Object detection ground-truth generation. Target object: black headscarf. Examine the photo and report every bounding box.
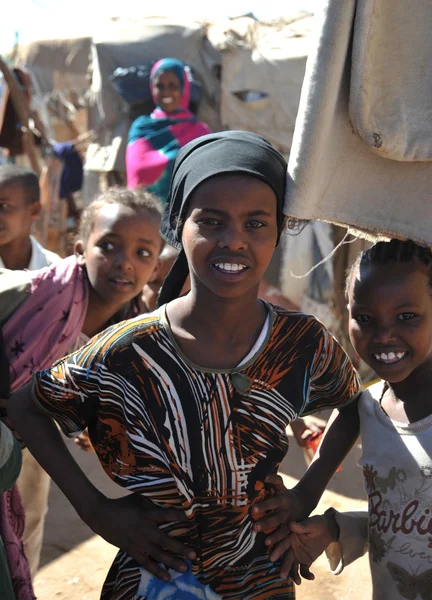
[158,130,287,306]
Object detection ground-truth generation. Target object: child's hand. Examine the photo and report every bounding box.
[88,494,196,581]
[74,430,95,452]
[251,474,303,534]
[265,514,338,578]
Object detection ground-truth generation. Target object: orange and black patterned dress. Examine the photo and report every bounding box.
[32,304,360,599]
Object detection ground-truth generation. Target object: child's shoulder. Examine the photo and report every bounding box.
[110,308,164,342]
[269,304,329,335]
[83,308,165,359]
[359,380,385,412]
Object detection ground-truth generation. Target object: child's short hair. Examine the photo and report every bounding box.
[0,165,40,204]
[78,187,163,244]
[346,239,432,298]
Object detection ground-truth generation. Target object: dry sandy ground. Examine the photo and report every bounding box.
[34,427,371,600]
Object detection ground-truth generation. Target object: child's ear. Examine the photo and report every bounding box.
[148,259,162,284]
[74,240,86,266]
[30,201,41,221]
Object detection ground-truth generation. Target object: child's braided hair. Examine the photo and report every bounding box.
[345,239,432,299]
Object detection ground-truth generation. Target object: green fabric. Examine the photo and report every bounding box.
[0,436,22,600]
[0,437,22,493]
[0,536,15,600]
[0,269,32,328]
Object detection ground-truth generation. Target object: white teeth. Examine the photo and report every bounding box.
[373,351,406,363]
[214,263,246,272]
[162,97,173,103]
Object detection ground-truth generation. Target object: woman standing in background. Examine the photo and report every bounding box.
[126,58,210,202]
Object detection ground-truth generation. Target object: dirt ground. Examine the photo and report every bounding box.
[33,425,371,600]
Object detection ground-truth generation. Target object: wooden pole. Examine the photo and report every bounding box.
[0,56,41,177]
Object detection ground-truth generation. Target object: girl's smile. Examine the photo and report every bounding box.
[348,262,432,383]
[76,202,161,309]
[182,174,278,300]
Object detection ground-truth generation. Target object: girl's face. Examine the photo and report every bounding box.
[348,261,432,383]
[75,203,161,309]
[152,70,182,113]
[181,174,278,301]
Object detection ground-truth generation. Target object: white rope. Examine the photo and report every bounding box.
[290,232,358,279]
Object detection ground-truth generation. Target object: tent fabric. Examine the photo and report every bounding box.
[11,15,313,174]
[13,37,92,97]
[209,16,311,154]
[284,0,432,247]
[349,0,432,161]
[86,18,221,171]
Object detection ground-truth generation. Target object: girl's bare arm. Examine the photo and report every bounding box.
[9,383,196,581]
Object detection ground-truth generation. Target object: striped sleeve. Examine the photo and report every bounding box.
[31,329,111,437]
[301,323,361,416]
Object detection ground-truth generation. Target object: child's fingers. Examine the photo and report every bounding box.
[147,527,196,560]
[269,532,292,563]
[289,520,312,534]
[133,551,172,582]
[300,564,315,581]
[288,560,301,585]
[265,524,290,548]
[148,526,196,560]
[280,548,296,579]
[252,495,281,517]
[139,544,189,575]
[253,510,288,533]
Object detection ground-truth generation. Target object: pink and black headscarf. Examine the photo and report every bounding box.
[126,58,210,202]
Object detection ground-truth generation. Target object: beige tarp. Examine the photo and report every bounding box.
[10,15,313,175]
[209,15,312,155]
[284,0,432,247]
[12,36,91,96]
[86,17,222,172]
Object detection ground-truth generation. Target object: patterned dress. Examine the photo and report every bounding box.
[32,305,361,599]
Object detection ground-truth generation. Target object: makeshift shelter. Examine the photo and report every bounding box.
[209,14,312,156]
[85,17,222,175]
[284,0,432,248]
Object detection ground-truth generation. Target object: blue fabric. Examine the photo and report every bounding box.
[138,563,221,600]
[53,142,83,199]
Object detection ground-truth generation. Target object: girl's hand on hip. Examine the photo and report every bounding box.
[88,494,196,581]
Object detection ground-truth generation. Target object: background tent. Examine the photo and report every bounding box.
[6,13,313,203]
[85,17,222,174]
[209,14,312,156]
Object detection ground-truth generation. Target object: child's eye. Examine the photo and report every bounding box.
[353,314,371,323]
[0,203,10,213]
[246,220,265,229]
[397,312,416,321]
[138,248,151,258]
[197,218,221,227]
[99,241,115,252]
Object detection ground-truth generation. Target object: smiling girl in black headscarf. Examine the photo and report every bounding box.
[10,131,361,599]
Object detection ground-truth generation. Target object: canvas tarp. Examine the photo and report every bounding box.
[208,15,312,155]
[85,17,222,172]
[284,0,432,247]
[12,37,91,98]
[10,14,313,175]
